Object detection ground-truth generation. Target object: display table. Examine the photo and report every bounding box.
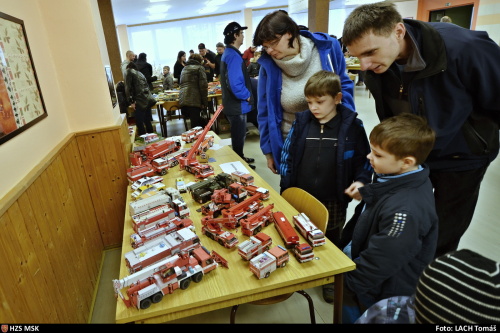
[115,133,355,324]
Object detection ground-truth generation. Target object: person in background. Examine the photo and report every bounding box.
[247,51,261,78]
[253,9,355,175]
[220,21,256,170]
[135,52,157,90]
[280,71,372,278]
[214,42,225,81]
[189,49,194,56]
[440,15,452,23]
[198,43,216,83]
[125,61,155,136]
[342,1,500,259]
[115,81,130,115]
[120,50,135,78]
[173,50,187,82]
[162,65,174,90]
[178,53,208,129]
[342,113,438,323]
[242,45,257,67]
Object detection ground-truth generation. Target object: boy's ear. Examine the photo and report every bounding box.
[335,92,343,104]
[401,156,417,170]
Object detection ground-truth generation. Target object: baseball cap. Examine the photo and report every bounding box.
[223,22,248,36]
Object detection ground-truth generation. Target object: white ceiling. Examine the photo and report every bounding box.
[111,0,290,26]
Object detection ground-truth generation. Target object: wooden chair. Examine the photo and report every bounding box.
[229,187,329,324]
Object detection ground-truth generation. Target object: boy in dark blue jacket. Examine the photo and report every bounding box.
[342,113,438,323]
[279,70,372,302]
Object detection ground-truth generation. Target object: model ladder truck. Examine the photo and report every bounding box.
[239,203,275,236]
[200,216,239,249]
[249,245,289,279]
[177,105,224,178]
[238,232,272,261]
[130,217,195,249]
[113,247,218,310]
[293,212,326,247]
[124,227,201,274]
[220,192,265,229]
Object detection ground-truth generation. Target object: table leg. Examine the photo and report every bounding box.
[334,273,343,323]
[157,104,166,137]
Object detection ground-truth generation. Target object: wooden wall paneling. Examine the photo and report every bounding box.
[44,157,93,321]
[76,129,127,248]
[17,193,62,323]
[0,213,39,322]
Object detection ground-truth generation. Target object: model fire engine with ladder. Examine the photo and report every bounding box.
[177,105,224,178]
[113,246,222,310]
[124,227,201,274]
[293,213,326,247]
[239,203,274,236]
[130,216,194,249]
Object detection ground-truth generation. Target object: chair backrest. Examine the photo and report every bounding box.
[281,187,329,233]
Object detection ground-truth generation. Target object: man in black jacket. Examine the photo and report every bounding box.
[135,53,157,90]
[198,43,216,82]
[342,2,500,258]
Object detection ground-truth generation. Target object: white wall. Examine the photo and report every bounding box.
[0,0,120,199]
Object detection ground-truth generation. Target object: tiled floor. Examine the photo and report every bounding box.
[91,85,500,323]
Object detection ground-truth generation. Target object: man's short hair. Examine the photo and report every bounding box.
[216,42,225,48]
[342,2,402,47]
[369,113,436,165]
[304,70,341,99]
[198,43,206,50]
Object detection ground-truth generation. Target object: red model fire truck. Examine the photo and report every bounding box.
[113,247,219,310]
[293,213,326,247]
[238,232,272,261]
[272,211,300,249]
[249,245,289,279]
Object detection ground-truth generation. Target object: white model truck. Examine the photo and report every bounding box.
[249,245,289,279]
[238,232,272,261]
[293,213,326,247]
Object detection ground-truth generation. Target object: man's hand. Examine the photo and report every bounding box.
[266,154,278,174]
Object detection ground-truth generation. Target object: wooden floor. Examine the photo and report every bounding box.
[90,86,500,323]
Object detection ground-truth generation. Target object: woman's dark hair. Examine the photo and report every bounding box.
[138,52,147,61]
[253,10,299,49]
[177,50,186,63]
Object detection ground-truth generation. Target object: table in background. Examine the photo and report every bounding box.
[116,133,355,324]
[155,94,222,137]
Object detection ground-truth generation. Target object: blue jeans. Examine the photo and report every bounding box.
[225,114,247,159]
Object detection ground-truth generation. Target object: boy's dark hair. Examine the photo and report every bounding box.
[253,10,299,49]
[304,70,341,99]
[369,113,436,165]
[342,1,402,47]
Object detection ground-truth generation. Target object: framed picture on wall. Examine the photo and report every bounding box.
[0,12,48,146]
[105,65,117,108]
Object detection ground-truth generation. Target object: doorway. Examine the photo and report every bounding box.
[429,5,474,29]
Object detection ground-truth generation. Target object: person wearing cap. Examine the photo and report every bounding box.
[214,42,225,81]
[220,21,256,169]
[198,43,216,82]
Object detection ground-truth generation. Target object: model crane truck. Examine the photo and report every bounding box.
[239,203,274,236]
[113,246,218,310]
[177,105,224,178]
[249,245,289,279]
[220,192,265,228]
[238,232,272,261]
[200,216,239,249]
[293,213,326,247]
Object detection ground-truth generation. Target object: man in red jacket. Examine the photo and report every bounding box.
[242,45,257,67]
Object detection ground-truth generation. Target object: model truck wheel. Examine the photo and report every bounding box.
[140,298,152,310]
[160,169,167,176]
[151,292,163,303]
[192,272,203,283]
[265,272,271,278]
[180,278,191,290]
[281,261,288,268]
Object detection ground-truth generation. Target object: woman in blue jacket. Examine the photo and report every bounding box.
[253,10,355,174]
